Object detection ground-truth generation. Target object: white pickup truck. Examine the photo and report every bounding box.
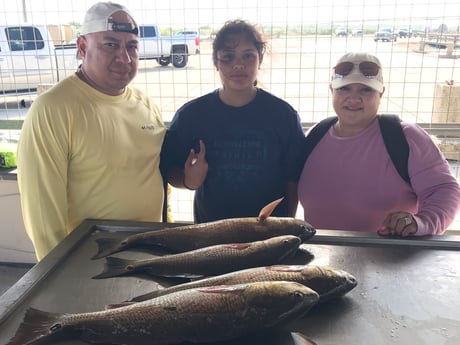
[0,24,200,95]
[138,25,200,68]
[0,24,79,95]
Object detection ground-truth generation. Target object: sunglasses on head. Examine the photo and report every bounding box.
[333,61,380,79]
[107,21,139,35]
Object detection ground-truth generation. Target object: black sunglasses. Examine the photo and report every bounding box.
[333,61,380,79]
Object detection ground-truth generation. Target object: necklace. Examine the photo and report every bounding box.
[76,65,125,95]
[76,65,93,86]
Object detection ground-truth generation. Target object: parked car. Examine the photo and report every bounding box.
[412,26,431,38]
[174,30,200,51]
[352,27,363,37]
[335,27,348,37]
[398,27,412,38]
[175,30,199,37]
[0,24,78,95]
[374,27,397,42]
[138,25,200,68]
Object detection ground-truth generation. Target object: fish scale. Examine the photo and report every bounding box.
[6,281,320,345]
[92,235,302,279]
[92,217,316,259]
[121,264,358,304]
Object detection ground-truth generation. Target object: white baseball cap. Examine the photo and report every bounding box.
[80,2,138,36]
[331,52,384,92]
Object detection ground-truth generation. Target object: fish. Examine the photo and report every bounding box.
[6,281,320,345]
[92,197,316,259]
[92,235,301,279]
[108,265,357,307]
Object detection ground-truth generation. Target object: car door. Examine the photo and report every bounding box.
[2,26,56,93]
[138,25,163,59]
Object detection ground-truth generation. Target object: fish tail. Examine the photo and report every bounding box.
[92,257,138,279]
[91,237,124,260]
[6,307,66,345]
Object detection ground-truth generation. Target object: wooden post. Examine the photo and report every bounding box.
[418,40,425,52]
[432,83,460,122]
[446,42,454,57]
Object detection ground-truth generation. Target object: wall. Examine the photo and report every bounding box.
[0,176,36,264]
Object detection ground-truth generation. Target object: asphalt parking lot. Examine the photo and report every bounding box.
[129,36,460,123]
[1,35,459,124]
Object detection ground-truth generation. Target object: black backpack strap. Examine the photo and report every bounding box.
[378,114,411,185]
[301,115,410,185]
[301,116,338,163]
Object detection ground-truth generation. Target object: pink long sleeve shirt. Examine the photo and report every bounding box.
[298,119,460,235]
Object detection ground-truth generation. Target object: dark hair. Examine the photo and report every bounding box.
[212,19,266,67]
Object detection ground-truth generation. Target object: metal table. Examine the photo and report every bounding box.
[0,219,459,345]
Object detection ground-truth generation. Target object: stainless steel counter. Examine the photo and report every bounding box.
[0,219,459,345]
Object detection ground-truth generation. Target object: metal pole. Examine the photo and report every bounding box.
[22,0,27,22]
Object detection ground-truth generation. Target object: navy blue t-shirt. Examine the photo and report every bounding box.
[161,89,305,223]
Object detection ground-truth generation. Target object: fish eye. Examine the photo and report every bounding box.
[294,291,305,299]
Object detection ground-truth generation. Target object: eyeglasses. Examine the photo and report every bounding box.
[333,61,380,79]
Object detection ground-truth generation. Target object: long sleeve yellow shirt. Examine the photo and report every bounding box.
[17,74,166,260]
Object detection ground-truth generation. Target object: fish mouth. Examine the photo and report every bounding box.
[298,226,316,241]
[318,276,358,302]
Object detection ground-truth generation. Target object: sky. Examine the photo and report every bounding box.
[0,0,459,30]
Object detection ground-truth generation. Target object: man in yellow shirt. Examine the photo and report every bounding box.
[17,2,166,260]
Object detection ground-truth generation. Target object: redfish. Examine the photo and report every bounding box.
[6,281,320,345]
[92,235,301,279]
[92,198,315,259]
[113,264,357,306]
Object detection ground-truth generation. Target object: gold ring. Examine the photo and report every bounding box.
[404,217,412,225]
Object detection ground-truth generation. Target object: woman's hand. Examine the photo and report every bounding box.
[183,140,208,190]
[378,212,417,237]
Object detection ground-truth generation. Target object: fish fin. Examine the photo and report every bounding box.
[291,332,319,345]
[91,237,124,260]
[281,247,315,265]
[6,307,65,345]
[105,301,138,309]
[129,290,161,302]
[92,257,138,279]
[128,276,189,302]
[257,197,284,222]
[151,272,204,279]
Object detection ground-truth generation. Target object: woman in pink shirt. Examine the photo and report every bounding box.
[298,52,460,237]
